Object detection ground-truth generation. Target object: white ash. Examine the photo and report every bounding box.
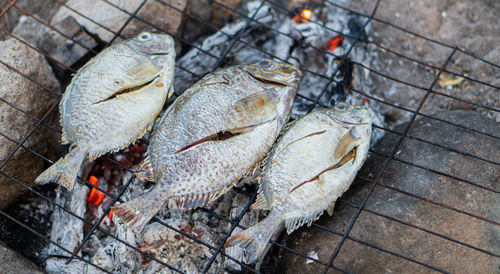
[305,250,319,264]
[46,180,89,258]
[46,257,106,274]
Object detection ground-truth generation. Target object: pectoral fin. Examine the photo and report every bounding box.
[94,61,162,105]
[121,59,163,88]
[334,127,361,159]
[233,89,279,123]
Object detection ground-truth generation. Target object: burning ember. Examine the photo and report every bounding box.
[293,8,312,23]
[87,176,104,206]
[327,36,344,52]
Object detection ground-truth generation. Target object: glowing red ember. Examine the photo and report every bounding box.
[293,9,312,23]
[87,175,105,206]
[326,36,344,52]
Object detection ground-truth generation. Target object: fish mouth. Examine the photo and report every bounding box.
[245,71,294,87]
[325,111,369,126]
[147,51,172,56]
[93,74,160,105]
[329,116,367,125]
[125,43,172,56]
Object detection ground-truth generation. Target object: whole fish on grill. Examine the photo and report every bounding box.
[112,59,303,232]
[225,103,372,264]
[35,31,176,190]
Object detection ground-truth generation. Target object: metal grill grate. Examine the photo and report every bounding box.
[0,0,498,273]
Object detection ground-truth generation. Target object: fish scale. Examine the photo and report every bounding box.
[225,104,372,264]
[35,31,176,190]
[112,59,302,232]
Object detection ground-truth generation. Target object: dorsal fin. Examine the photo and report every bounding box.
[135,156,154,181]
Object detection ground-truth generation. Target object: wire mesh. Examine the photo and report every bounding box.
[0,0,498,273]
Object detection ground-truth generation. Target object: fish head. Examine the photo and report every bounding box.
[126,31,176,66]
[323,103,372,126]
[243,59,303,125]
[244,59,303,87]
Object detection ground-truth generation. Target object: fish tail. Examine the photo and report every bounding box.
[35,146,85,190]
[225,211,281,264]
[111,189,168,233]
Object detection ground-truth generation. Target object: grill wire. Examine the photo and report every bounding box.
[0,0,499,273]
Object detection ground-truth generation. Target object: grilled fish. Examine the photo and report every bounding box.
[112,59,302,232]
[225,104,372,264]
[35,31,176,190]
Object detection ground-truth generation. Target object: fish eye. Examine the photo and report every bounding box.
[257,60,271,67]
[139,32,152,41]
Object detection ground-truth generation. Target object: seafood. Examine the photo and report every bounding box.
[112,59,302,232]
[225,104,372,264]
[35,31,176,190]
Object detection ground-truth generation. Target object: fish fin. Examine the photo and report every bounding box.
[225,211,281,264]
[279,119,297,136]
[233,90,278,122]
[250,181,272,210]
[327,201,336,216]
[285,209,324,234]
[111,189,168,232]
[174,176,241,211]
[334,127,361,159]
[135,156,154,181]
[61,131,70,145]
[35,146,85,190]
[174,191,222,211]
[250,192,272,210]
[167,84,175,99]
[120,59,163,88]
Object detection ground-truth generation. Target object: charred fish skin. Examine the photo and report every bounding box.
[35,31,176,190]
[225,104,372,264]
[112,59,303,232]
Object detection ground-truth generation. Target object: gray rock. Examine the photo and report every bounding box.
[131,0,187,38]
[11,15,51,47]
[0,0,62,40]
[50,0,187,42]
[276,110,500,273]
[0,241,43,273]
[0,38,60,209]
[13,15,98,74]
